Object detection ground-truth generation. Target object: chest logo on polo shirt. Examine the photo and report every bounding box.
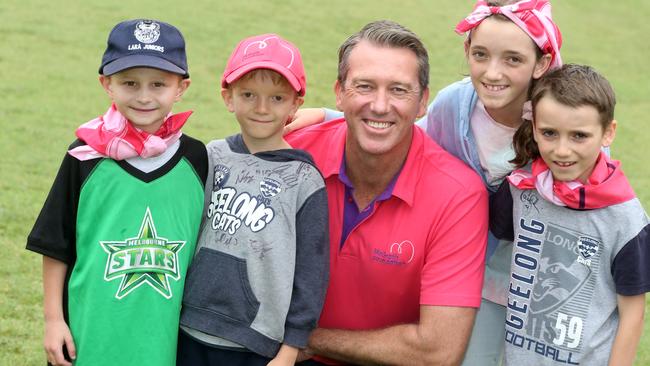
[371,240,415,266]
[101,207,185,299]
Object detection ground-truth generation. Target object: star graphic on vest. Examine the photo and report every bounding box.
[100,207,185,299]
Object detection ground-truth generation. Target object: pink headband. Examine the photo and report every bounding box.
[456,0,563,70]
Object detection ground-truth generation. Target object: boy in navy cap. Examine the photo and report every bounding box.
[177,34,329,366]
[26,19,207,366]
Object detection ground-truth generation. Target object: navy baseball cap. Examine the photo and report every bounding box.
[99,19,189,78]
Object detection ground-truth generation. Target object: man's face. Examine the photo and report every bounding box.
[336,41,428,159]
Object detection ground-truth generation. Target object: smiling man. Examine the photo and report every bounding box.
[286,20,489,366]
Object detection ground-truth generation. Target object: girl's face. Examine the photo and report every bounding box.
[533,95,616,183]
[466,17,551,127]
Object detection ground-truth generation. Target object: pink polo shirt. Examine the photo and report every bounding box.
[286,118,488,355]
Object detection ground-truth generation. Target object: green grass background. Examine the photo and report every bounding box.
[1,0,648,364]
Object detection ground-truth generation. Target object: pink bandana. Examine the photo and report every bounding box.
[68,104,192,161]
[507,152,636,209]
[456,0,563,70]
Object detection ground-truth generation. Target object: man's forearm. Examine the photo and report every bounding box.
[309,325,434,366]
[309,307,476,366]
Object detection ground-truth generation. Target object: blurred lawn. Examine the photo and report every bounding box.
[1,0,648,364]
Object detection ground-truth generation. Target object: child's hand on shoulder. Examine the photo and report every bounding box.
[44,319,76,366]
[283,108,326,135]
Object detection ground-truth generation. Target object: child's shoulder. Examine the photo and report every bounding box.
[279,147,318,167]
[281,148,326,193]
[606,198,649,235]
[177,133,207,160]
[68,138,86,150]
[205,136,228,149]
[179,133,207,149]
[177,134,208,181]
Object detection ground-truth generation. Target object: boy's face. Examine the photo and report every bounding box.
[100,67,190,133]
[533,95,616,183]
[222,71,303,147]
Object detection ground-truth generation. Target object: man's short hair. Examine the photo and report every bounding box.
[337,20,429,93]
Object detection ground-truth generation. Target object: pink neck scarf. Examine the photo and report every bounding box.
[507,152,636,210]
[68,104,192,161]
[456,0,563,70]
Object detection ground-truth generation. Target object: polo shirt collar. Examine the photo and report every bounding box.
[391,127,422,207]
[338,154,399,202]
[319,118,348,180]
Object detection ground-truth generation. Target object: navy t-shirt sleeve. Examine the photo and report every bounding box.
[612,224,650,296]
[489,179,515,241]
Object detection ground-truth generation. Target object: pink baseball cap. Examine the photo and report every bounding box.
[221,34,306,96]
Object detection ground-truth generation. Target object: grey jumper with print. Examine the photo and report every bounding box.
[490,180,650,365]
[180,134,329,358]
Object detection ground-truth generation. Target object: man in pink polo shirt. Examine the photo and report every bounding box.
[287,20,488,366]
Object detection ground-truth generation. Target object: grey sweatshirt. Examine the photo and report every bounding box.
[180,134,329,358]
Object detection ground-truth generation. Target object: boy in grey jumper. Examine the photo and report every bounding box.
[178,34,329,366]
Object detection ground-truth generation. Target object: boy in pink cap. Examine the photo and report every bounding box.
[177,34,329,366]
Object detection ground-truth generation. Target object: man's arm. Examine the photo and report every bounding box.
[307,305,476,366]
[608,293,645,366]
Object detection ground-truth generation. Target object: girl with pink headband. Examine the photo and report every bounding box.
[286,1,562,364]
[416,2,561,365]
[417,0,562,366]
[456,0,562,69]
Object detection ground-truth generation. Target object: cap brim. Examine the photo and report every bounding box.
[223,62,304,96]
[102,55,187,77]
